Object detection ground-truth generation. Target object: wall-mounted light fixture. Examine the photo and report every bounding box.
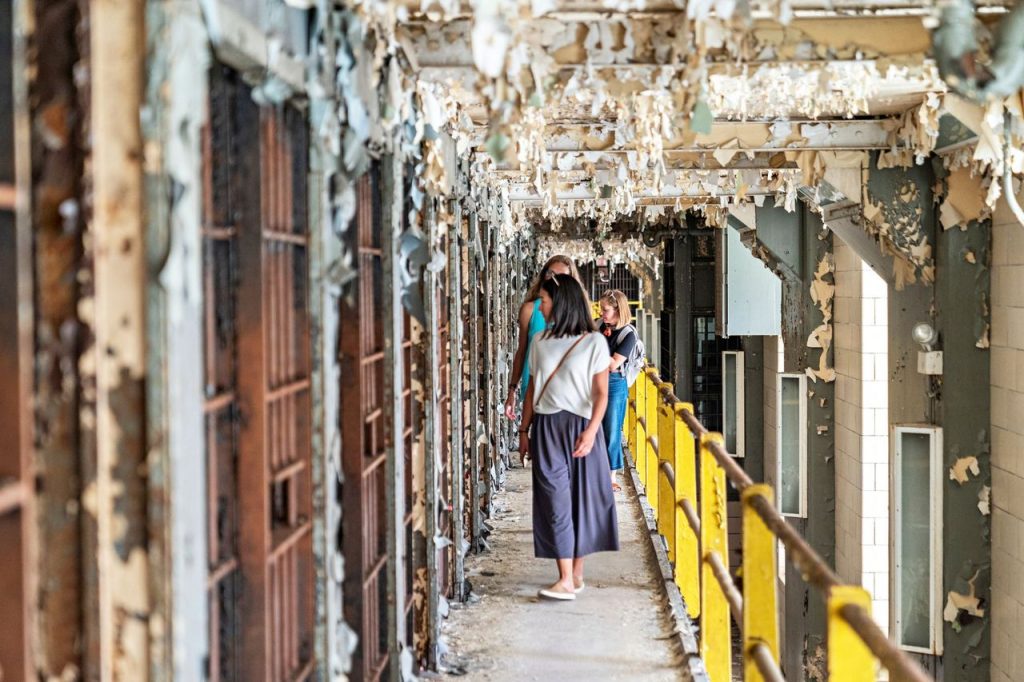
[912,322,937,350]
[912,322,943,375]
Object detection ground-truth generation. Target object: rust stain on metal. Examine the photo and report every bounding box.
[28,0,92,677]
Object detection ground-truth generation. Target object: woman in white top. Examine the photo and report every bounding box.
[518,274,620,601]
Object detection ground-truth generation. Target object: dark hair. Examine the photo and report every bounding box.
[541,274,596,338]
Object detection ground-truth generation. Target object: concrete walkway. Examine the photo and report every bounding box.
[441,465,686,681]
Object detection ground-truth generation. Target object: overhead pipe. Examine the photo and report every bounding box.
[933,1,1024,226]
[933,0,1024,100]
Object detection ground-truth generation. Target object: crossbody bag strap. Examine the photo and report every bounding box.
[534,334,588,407]
[612,325,635,374]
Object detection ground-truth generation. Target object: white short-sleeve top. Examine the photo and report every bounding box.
[528,331,611,418]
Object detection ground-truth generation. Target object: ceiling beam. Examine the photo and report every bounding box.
[399,0,1011,16]
[466,120,893,160]
[418,58,938,122]
[402,15,934,68]
[506,185,784,201]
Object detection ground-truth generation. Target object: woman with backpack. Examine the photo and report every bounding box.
[503,255,583,420]
[518,274,619,600]
[597,290,639,492]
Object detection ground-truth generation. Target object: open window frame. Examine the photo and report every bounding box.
[891,424,944,656]
[722,350,745,458]
[776,372,807,518]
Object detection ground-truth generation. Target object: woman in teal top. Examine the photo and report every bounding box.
[518,298,547,399]
[504,255,582,419]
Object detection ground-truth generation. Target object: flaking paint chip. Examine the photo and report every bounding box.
[944,577,985,622]
[949,456,980,485]
[978,485,991,515]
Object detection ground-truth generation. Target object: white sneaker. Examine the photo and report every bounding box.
[538,587,576,601]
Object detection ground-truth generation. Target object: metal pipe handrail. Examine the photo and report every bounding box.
[659,459,675,487]
[645,434,659,456]
[680,498,701,537]
[658,459,701,536]
[706,550,743,625]
[641,366,932,682]
[750,643,786,682]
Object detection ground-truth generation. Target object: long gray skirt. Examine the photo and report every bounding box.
[530,410,620,559]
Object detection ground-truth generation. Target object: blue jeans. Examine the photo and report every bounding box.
[602,373,628,471]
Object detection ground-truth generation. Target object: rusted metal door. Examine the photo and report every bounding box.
[203,66,314,681]
[203,66,243,681]
[340,167,392,681]
[0,1,33,674]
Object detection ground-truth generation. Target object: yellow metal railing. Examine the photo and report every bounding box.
[627,366,930,682]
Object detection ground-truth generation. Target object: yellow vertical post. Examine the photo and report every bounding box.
[658,387,675,560]
[627,381,637,456]
[674,403,699,618]
[742,485,779,682]
[700,432,731,682]
[645,369,660,517]
[828,587,875,682]
[635,373,647,486]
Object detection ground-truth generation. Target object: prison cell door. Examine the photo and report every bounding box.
[340,167,391,681]
[203,66,315,681]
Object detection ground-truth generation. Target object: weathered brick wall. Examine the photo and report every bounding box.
[833,240,890,632]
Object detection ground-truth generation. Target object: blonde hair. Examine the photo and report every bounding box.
[525,255,582,302]
[600,290,632,328]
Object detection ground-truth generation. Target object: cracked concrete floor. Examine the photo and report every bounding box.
[441,464,686,681]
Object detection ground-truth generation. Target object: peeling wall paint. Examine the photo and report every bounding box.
[806,253,835,384]
[90,0,151,676]
[142,1,211,678]
[864,158,936,290]
[936,201,992,679]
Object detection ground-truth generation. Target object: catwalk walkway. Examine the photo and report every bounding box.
[441,465,687,681]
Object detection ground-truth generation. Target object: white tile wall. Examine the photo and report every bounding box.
[833,240,890,634]
[991,191,1024,681]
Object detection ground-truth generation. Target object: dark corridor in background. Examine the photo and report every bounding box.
[579,262,641,305]
[664,233,741,432]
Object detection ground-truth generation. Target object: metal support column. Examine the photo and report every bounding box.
[422,199,441,670]
[91,0,151,676]
[468,210,483,551]
[449,199,466,602]
[381,152,408,680]
[482,219,496,517]
[674,235,693,401]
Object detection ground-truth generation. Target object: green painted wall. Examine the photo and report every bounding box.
[867,156,992,679]
[753,200,836,679]
[934,179,992,679]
